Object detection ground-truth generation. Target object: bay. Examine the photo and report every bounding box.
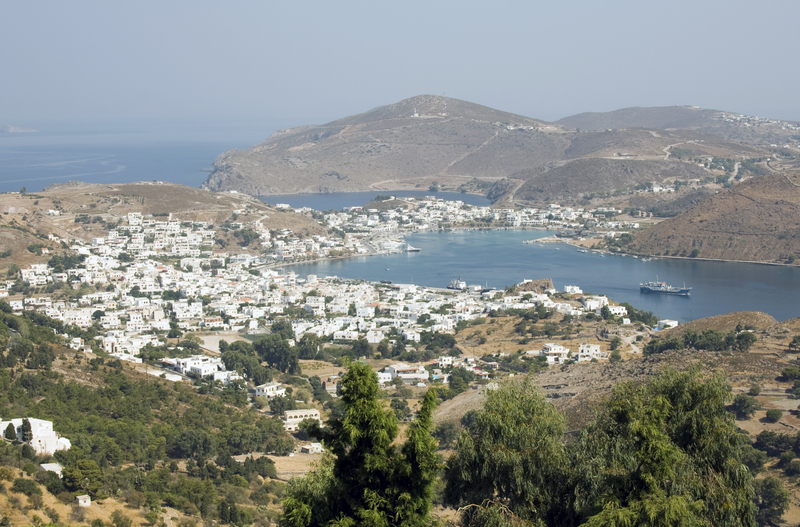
[289,230,800,323]
[260,191,491,210]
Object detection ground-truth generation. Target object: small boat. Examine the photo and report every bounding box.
[577,248,588,253]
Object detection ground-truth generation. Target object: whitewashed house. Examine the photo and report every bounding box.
[255,382,286,398]
[0,418,71,455]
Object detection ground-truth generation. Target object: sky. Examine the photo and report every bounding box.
[2,0,800,129]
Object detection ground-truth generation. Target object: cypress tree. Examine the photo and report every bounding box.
[21,418,33,442]
[3,423,15,441]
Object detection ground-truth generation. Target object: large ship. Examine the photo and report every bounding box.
[448,277,467,290]
[640,277,691,296]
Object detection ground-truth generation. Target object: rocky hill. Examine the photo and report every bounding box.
[627,173,800,262]
[204,96,799,201]
[512,158,710,201]
[203,95,575,196]
[557,105,800,147]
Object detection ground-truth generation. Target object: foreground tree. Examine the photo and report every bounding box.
[280,361,438,526]
[444,369,757,527]
[571,369,755,527]
[444,376,568,526]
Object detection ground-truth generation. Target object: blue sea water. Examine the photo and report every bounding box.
[290,230,800,323]
[0,121,278,193]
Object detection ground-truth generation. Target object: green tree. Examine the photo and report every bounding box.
[432,422,459,450]
[255,334,300,374]
[21,418,33,442]
[445,369,757,527]
[296,333,322,360]
[444,376,567,526]
[740,444,768,474]
[571,369,756,527]
[3,423,15,441]
[732,394,761,420]
[350,337,371,358]
[789,335,800,351]
[281,361,439,526]
[736,332,757,352]
[609,336,622,350]
[765,409,782,423]
[390,398,411,421]
[63,458,105,499]
[110,510,132,527]
[753,477,789,526]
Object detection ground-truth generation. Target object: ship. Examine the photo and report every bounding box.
[448,277,467,290]
[639,277,691,296]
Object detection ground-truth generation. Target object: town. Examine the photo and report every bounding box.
[3,202,672,437]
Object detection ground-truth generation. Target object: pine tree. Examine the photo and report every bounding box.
[280,361,439,526]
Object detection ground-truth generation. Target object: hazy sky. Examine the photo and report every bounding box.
[3,0,800,128]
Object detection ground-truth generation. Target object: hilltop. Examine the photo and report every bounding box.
[626,173,800,262]
[203,94,571,196]
[203,96,799,201]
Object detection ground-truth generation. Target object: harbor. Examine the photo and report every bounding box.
[291,229,800,323]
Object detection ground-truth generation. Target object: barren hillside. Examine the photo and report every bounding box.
[627,173,800,262]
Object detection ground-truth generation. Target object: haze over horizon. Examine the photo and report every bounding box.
[2,0,800,131]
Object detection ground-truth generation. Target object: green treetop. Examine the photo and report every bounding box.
[281,361,439,527]
[444,369,757,527]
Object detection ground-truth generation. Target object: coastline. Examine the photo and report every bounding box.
[259,227,800,274]
[560,239,800,269]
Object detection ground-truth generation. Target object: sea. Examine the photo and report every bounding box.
[2,125,798,323]
[289,230,800,324]
[0,121,278,193]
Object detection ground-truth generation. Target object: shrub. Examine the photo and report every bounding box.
[11,478,41,497]
[765,409,783,423]
[731,394,760,419]
[778,451,796,467]
[786,459,800,476]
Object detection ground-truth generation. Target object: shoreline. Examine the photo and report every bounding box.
[258,228,800,274]
[559,239,800,269]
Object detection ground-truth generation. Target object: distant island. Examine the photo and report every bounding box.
[0,122,37,133]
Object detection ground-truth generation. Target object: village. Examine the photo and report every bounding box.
[1,203,675,450]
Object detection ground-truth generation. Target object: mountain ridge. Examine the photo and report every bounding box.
[203,96,799,198]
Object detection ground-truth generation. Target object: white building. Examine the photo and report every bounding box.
[385,363,429,383]
[576,343,606,362]
[282,409,321,432]
[255,382,286,398]
[540,343,570,365]
[0,418,71,455]
[657,319,679,330]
